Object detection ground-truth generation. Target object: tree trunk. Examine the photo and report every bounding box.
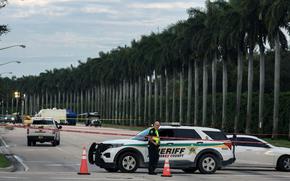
[272,32,281,139]
[179,65,184,124]
[222,59,228,130]
[202,58,208,126]
[259,45,265,133]
[130,81,133,126]
[211,55,217,127]
[122,81,126,125]
[159,73,163,121]
[194,61,199,126]
[154,73,158,121]
[246,48,254,134]
[80,90,83,114]
[234,48,243,133]
[187,61,193,125]
[138,77,142,125]
[172,70,176,122]
[134,81,138,126]
[165,70,169,123]
[144,77,148,125]
[148,76,152,125]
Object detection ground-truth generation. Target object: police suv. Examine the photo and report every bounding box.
[88,125,235,174]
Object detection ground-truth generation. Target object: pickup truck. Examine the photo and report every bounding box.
[27,117,62,146]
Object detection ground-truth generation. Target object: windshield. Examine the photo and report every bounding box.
[131,128,150,140]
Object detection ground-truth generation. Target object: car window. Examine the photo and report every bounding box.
[232,137,270,148]
[159,129,201,140]
[203,131,228,140]
[159,129,174,140]
[32,120,54,125]
[131,128,150,140]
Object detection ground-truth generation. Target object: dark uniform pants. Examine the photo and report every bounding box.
[148,144,159,173]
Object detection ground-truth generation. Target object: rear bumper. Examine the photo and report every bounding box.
[27,135,55,142]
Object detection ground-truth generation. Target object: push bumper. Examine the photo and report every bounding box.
[88,143,117,169]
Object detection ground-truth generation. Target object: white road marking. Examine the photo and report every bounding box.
[13,155,29,172]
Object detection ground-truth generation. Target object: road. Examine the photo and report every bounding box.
[1,125,290,181]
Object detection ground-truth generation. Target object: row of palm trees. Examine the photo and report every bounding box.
[2,0,290,137]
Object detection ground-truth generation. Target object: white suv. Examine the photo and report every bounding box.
[27,117,62,146]
[88,125,235,174]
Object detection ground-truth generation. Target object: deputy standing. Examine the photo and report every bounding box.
[147,121,160,175]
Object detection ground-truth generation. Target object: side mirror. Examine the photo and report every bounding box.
[58,125,62,129]
[144,136,149,141]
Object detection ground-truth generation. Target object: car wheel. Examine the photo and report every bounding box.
[118,152,138,173]
[52,140,57,146]
[277,156,290,171]
[198,154,218,174]
[27,139,31,146]
[182,167,197,173]
[105,168,119,172]
[88,143,97,164]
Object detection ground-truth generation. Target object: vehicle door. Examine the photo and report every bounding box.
[233,137,274,167]
[158,129,201,166]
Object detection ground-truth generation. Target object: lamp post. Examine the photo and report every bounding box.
[14,91,20,115]
[0,44,26,51]
[0,61,21,67]
[0,72,12,76]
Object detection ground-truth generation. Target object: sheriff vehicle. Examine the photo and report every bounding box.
[88,124,235,174]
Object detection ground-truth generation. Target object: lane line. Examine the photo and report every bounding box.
[13,155,29,172]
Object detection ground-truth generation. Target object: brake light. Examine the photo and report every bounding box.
[224,141,232,150]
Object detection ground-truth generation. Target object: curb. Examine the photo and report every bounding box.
[0,136,15,172]
[0,164,15,172]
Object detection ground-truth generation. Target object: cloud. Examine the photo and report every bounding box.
[80,6,118,15]
[8,0,121,7]
[128,2,196,10]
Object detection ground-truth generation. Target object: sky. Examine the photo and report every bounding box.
[0,0,206,78]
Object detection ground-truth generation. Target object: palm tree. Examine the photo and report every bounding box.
[263,0,289,138]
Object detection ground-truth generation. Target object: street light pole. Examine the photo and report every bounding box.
[0,61,21,67]
[0,72,12,76]
[0,45,26,51]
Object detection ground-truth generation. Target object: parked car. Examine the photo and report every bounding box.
[88,124,235,174]
[83,112,102,127]
[27,117,62,146]
[227,134,290,171]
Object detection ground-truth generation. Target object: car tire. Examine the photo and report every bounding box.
[182,167,198,173]
[277,156,290,171]
[27,139,31,146]
[52,140,57,146]
[88,143,97,164]
[197,154,218,174]
[118,152,139,173]
[105,168,119,172]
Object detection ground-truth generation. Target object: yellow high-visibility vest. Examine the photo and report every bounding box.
[152,129,160,144]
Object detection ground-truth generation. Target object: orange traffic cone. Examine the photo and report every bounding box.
[161,158,172,177]
[78,146,90,175]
